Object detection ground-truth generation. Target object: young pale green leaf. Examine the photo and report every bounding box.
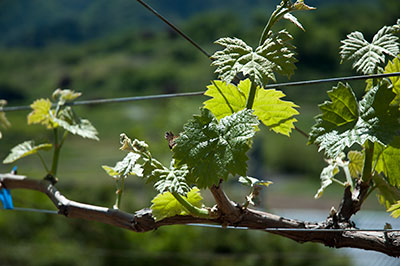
[211,30,296,87]
[314,163,339,199]
[52,107,99,140]
[204,79,299,136]
[27,99,57,129]
[309,81,400,158]
[347,150,364,178]
[238,176,272,188]
[173,108,259,188]
[150,187,203,221]
[373,174,400,209]
[153,161,191,196]
[52,89,81,105]
[0,100,11,139]
[340,25,399,74]
[384,56,400,106]
[101,165,120,178]
[374,137,400,187]
[102,152,142,179]
[3,141,52,164]
[387,200,400,219]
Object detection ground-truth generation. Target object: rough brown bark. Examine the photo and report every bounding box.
[1,173,400,257]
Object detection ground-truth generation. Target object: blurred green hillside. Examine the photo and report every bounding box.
[0,0,399,265]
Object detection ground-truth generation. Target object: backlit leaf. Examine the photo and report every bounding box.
[384,56,400,107]
[347,150,364,178]
[3,140,52,164]
[150,187,203,221]
[173,108,259,188]
[204,79,299,136]
[27,99,56,129]
[340,25,399,74]
[374,137,400,187]
[373,174,400,209]
[309,81,400,158]
[387,201,400,218]
[0,100,11,139]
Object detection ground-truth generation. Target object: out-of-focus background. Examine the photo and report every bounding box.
[0,0,399,265]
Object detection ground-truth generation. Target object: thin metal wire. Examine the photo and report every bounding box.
[0,207,58,214]
[2,72,400,113]
[186,223,400,232]
[136,0,211,58]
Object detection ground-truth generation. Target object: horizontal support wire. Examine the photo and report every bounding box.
[1,72,400,113]
[0,207,398,232]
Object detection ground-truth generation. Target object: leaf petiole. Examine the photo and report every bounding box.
[171,191,210,218]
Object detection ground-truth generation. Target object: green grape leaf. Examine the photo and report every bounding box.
[384,56,400,107]
[373,174,400,209]
[153,161,191,196]
[309,81,400,158]
[0,100,11,139]
[238,176,272,188]
[347,150,364,178]
[283,13,305,31]
[314,163,339,199]
[102,152,142,178]
[151,187,203,221]
[173,108,259,188]
[211,30,296,86]
[52,107,99,140]
[52,89,81,105]
[340,25,399,74]
[3,140,52,164]
[374,137,400,187]
[204,79,299,136]
[27,99,57,129]
[387,201,400,219]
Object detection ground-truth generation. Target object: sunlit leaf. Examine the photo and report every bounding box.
[340,25,399,74]
[52,89,81,105]
[173,108,259,188]
[314,163,339,199]
[3,140,52,164]
[150,187,203,221]
[27,99,56,129]
[238,176,273,188]
[102,152,142,179]
[211,30,296,87]
[204,79,299,136]
[153,161,191,196]
[347,150,364,178]
[52,107,99,140]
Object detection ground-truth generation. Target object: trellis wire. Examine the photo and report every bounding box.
[2,72,400,113]
[0,206,398,232]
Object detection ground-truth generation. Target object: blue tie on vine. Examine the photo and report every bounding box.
[0,166,16,210]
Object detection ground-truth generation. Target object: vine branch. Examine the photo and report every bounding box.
[2,173,399,257]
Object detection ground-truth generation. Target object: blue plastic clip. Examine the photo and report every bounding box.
[0,188,13,209]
